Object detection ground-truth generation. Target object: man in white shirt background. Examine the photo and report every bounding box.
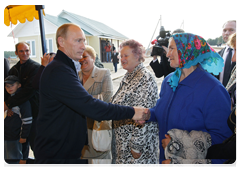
[218,20,236,87]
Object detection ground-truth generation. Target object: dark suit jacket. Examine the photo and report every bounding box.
[217,47,236,86]
[32,65,45,90]
[149,53,175,78]
[112,52,119,63]
[4,58,10,101]
[34,50,134,163]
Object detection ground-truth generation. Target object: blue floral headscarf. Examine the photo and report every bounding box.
[168,33,224,91]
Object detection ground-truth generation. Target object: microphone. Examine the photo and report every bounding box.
[151,39,157,45]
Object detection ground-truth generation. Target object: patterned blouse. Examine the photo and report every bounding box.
[111,63,159,164]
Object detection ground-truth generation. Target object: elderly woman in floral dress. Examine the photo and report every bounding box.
[111,39,159,164]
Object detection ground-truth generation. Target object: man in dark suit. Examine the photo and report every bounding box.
[217,20,236,87]
[150,52,175,78]
[34,23,148,164]
[112,49,119,72]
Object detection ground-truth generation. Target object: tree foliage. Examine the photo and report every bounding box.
[4,51,17,58]
[207,36,223,46]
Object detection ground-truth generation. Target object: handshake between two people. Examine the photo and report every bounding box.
[132,107,150,125]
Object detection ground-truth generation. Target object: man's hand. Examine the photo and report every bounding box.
[41,53,51,67]
[4,102,8,111]
[162,134,171,149]
[162,46,168,54]
[7,109,14,117]
[19,138,26,144]
[132,107,150,121]
[131,149,141,159]
[5,103,14,117]
[162,159,171,164]
[135,108,150,125]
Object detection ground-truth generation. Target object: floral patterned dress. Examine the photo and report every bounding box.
[111,63,159,164]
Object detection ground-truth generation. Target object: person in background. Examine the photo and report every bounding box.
[112,44,116,52]
[149,28,184,79]
[34,23,149,164]
[111,49,119,73]
[217,20,236,87]
[226,32,238,108]
[4,42,40,163]
[4,58,10,101]
[144,33,232,164]
[111,39,159,164]
[206,33,236,163]
[32,52,56,90]
[104,42,112,62]
[79,45,113,163]
[4,75,32,164]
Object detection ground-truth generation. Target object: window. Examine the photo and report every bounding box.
[26,40,36,57]
[45,38,53,53]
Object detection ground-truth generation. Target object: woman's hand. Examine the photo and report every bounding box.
[162,134,171,149]
[132,107,150,121]
[162,159,171,164]
[131,149,141,159]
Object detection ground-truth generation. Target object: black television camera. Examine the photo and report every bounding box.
[151,26,171,57]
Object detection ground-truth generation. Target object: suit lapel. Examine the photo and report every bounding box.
[218,47,226,57]
[82,66,98,92]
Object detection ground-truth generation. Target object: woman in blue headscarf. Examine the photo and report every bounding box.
[146,33,232,164]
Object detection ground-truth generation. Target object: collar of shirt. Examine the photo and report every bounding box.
[223,45,235,60]
[224,45,232,53]
[71,59,81,74]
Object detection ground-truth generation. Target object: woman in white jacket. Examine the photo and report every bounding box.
[79,45,113,164]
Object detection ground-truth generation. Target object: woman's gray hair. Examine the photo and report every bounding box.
[119,39,146,62]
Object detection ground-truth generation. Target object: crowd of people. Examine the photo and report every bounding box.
[4,20,236,164]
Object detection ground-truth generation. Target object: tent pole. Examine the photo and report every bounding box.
[35,5,47,56]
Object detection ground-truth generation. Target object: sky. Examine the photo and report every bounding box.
[1,0,239,51]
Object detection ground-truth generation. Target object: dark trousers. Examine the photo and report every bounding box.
[4,140,23,164]
[22,119,37,162]
[113,63,118,72]
[35,159,88,164]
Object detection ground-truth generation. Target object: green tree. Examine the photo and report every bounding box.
[207,36,223,46]
[4,51,16,58]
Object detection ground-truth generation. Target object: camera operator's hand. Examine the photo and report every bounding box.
[162,46,168,54]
